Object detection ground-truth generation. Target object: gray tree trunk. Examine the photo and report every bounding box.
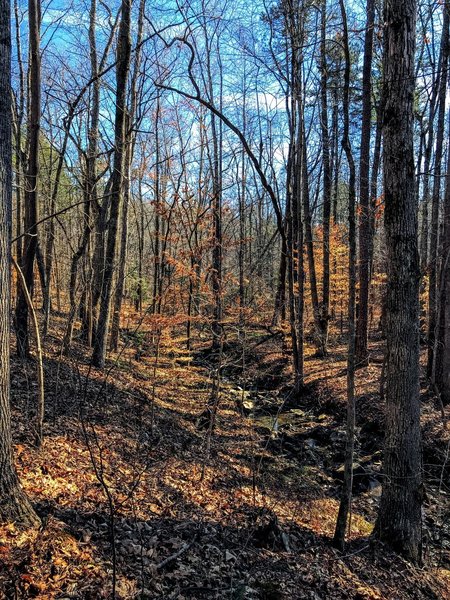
[334,0,357,549]
[434,107,450,404]
[92,0,132,368]
[320,0,331,356]
[0,0,39,525]
[373,0,422,563]
[355,0,375,367]
[110,0,146,352]
[427,7,449,376]
[15,0,41,358]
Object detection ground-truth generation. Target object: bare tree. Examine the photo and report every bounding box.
[15,0,41,358]
[427,5,449,377]
[333,0,357,549]
[434,107,450,404]
[319,0,331,356]
[110,0,146,351]
[92,0,133,368]
[355,0,375,367]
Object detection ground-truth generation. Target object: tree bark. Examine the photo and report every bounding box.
[334,0,357,549]
[355,0,375,367]
[92,0,132,368]
[373,0,422,563]
[110,0,146,351]
[434,107,450,404]
[320,0,331,356]
[427,5,449,377]
[210,112,223,353]
[0,0,39,525]
[15,0,41,358]
[301,116,321,353]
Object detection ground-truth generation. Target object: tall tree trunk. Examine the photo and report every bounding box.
[368,101,382,279]
[355,0,375,367]
[373,0,422,563]
[134,175,144,313]
[419,126,431,272]
[210,114,223,352]
[320,0,331,356]
[301,115,321,352]
[15,0,41,358]
[42,191,55,336]
[0,0,38,525]
[272,240,287,326]
[79,0,101,344]
[92,0,132,368]
[110,0,145,351]
[334,0,357,548]
[64,0,100,350]
[238,81,247,326]
[427,5,449,377]
[294,95,304,391]
[151,99,162,316]
[282,1,304,390]
[110,146,130,352]
[13,0,25,285]
[434,107,450,403]
[91,186,110,340]
[420,20,443,274]
[331,85,340,225]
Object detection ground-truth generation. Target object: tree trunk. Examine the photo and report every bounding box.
[294,96,304,391]
[110,0,145,352]
[0,0,39,525]
[92,0,132,368]
[331,85,340,225]
[210,113,223,352]
[151,99,162,316]
[373,0,422,563]
[238,84,247,326]
[320,0,331,357]
[110,151,130,352]
[13,0,25,290]
[334,0,357,549]
[434,107,450,403]
[63,0,101,351]
[355,0,375,367]
[272,240,287,326]
[282,2,305,390]
[369,101,382,279]
[427,6,449,377]
[135,176,145,314]
[301,117,321,353]
[15,0,41,358]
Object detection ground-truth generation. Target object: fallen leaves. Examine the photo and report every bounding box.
[0,322,448,599]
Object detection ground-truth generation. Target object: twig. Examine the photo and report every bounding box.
[156,539,195,571]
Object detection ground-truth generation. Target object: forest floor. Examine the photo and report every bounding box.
[0,313,449,599]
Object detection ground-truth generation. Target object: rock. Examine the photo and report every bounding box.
[368,479,382,497]
[330,429,346,443]
[334,462,365,480]
[333,461,382,494]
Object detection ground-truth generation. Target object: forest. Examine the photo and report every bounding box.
[0,0,449,597]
